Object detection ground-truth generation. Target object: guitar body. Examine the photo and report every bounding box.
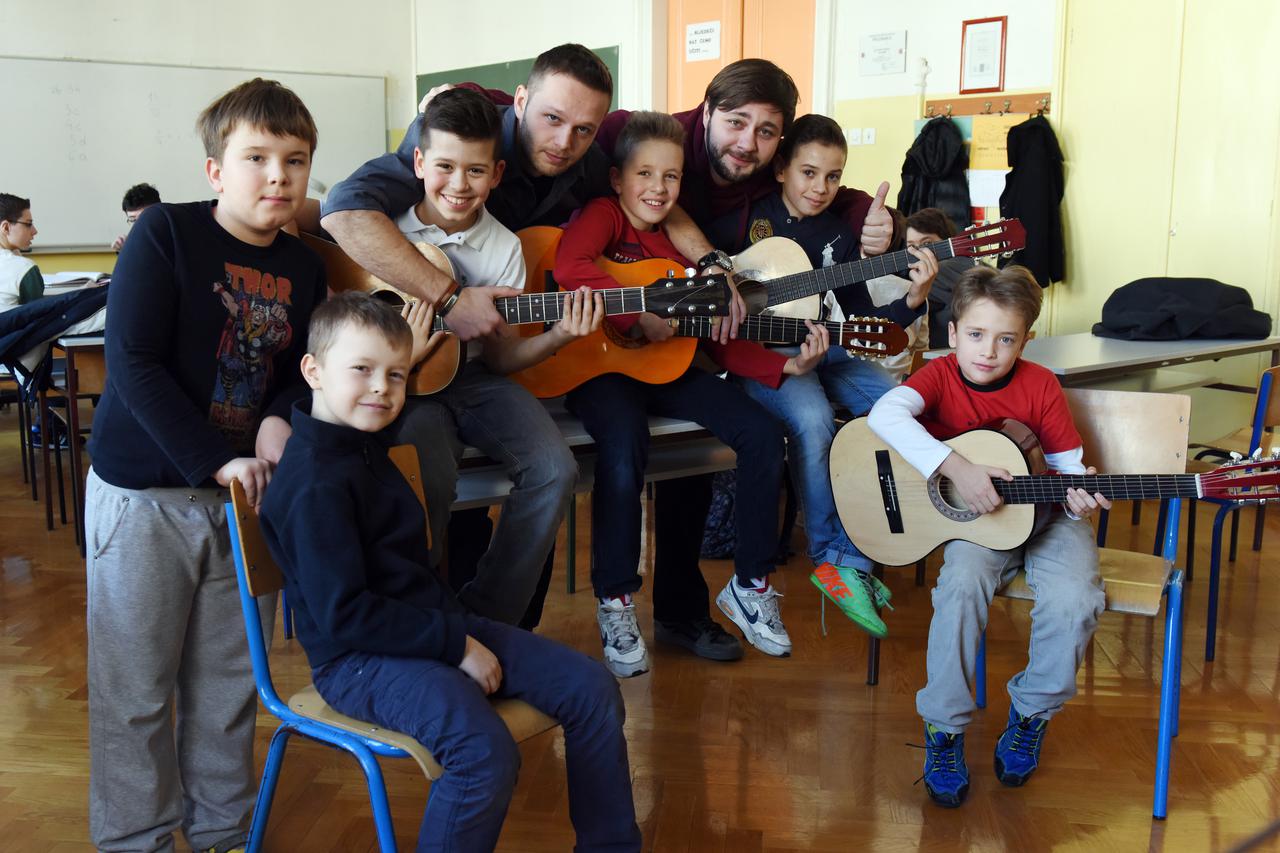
[830,418,1047,566]
[509,247,699,399]
[732,236,823,320]
[302,232,463,396]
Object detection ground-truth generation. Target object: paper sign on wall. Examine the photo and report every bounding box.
[969,114,1023,170]
[860,31,907,76]
[686,21,721,62]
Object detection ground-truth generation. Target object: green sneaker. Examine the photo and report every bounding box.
[810,562,888,638]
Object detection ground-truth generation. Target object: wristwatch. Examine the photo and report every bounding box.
[695,249,734,273]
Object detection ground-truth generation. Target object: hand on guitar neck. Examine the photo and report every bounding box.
[780,320,829,376]
[936,452,1111,519]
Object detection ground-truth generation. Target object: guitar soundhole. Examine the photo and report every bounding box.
[602,319,648,350]
[369,289,407,309]
[928,475,981,522]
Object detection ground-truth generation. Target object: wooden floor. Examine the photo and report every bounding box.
[1,407,1278,852]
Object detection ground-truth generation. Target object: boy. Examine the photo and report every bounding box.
[113,182,163,251]
[260,293,641,851]
[901,207,980,348]
[0,192,44,312]
[85,79,327,852]
[555,111,829,675]
[867,265,1110,807]
[706,114,939,639]
[385,86,602,624]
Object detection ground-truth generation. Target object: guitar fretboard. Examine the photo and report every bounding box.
[764,239,959,307]
[674,314,896,351]
[994,475,1201,504]
[430,288,645,331]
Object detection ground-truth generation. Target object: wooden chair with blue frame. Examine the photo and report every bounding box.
[971,388,1192,819]
[225,444,558,852]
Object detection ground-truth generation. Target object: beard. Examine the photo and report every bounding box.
[518,118,573,178]
[706,135,760,184]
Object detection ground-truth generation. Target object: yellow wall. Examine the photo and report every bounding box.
[30,252,117,276]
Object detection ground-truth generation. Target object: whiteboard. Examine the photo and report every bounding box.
[0,57,386,249]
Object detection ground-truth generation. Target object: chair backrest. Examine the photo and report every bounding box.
[1250,366,1280,444]
[73,348,108,396]
[1064,388,1190,476]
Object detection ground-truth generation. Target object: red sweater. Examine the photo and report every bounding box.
[555,197,788,388]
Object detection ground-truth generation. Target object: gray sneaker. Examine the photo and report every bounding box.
[597,596,651,678]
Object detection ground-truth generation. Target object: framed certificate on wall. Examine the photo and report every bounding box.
[959,16,1007,94]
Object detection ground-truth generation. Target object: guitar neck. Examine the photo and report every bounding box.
[431,287,647,332]
[673,314,897,352]
[764,239,958,308]
[995,474,1201,504]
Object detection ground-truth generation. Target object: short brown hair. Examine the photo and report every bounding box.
[776,114,846,165]
[704,59,800,133]
[528,43,613,99]
[0,193,30,223]
[196,78,318,160]
[612,111,685,168]
[307,292,413,362]
[906,207,958,240]
[420,87,503,160]
[950,265,1043,332]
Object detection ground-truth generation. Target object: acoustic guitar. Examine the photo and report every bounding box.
[734,218,1026,320]
[829,418,1280,566]
[509,228,909,399]
[302,232,732,396]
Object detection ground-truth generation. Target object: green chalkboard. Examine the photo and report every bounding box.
[416,46,620,112]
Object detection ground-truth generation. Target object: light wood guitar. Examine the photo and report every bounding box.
[830,417,1280,566]
[302,232,731,396]
[735,218,1026,320]
[509,228,909,399]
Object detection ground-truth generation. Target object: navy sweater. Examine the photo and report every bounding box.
[706,192,924,330]
[90,201,326,489]
[260,406,468,670]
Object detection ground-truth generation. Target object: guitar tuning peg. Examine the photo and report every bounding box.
[1271,449,1280,459]
[1251,447,1263,460]
[1229,451,1243,461]
[685,267,697,277]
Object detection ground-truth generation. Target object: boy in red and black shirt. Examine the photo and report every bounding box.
[556,112,829,676]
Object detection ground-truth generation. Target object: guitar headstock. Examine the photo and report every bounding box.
[948,219,1027,259]
[1201,452,1280,501]
[837,317,909,360]
[642,273,732,317]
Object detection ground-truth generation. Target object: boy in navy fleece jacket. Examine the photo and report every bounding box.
[260,293,640,852]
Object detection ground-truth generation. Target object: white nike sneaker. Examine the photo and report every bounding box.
[716,579,792,657]
[596,596,651,678]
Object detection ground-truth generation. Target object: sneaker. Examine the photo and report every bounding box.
[654,616,744,661]
[918,723,970,807]
[994,706,1049,787]
[596,596,650,678]
[201,833,249,853]
[716,579,791,657]
[809,563,889,638]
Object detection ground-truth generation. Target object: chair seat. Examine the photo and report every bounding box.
[997,548,1171,618]
[288,685,559,781]
[1191,426,1277,459]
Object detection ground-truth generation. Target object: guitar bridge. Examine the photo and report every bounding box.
[875,450,904,534]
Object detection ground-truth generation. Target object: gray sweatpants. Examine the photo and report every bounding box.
[916,512,1106,733]
[85,469,274,852]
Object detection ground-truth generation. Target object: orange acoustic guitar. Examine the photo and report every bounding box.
[509,227,910,399]
[302,232,732,396]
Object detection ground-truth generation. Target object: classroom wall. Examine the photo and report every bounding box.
[2,0,414,273]
[410,0,662,111]
[829,2,1059,225]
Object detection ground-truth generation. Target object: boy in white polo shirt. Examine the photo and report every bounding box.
[390,87,604,624]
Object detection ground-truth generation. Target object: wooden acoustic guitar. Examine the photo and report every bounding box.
[509,228,909,399]
[302,232,732,396]
[734,218,1026,320]
[829,418,1280,566]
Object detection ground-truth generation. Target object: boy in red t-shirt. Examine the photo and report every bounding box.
[867,265,1111,807]
[556,111,829,676]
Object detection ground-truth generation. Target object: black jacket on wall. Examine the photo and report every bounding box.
[897,116,971,228]
[999,115,1064,287]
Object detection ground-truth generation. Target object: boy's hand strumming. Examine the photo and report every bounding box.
[938,452,1011,516]
[216,458,274,511]
[1064,466,1112,520]
[459,635,503,695]
[636,312,676,343]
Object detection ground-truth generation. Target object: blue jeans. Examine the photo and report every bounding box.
[312,615,641,852]
[737,346,895,570]
[394,360,576,625]
[566,367,785,597]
